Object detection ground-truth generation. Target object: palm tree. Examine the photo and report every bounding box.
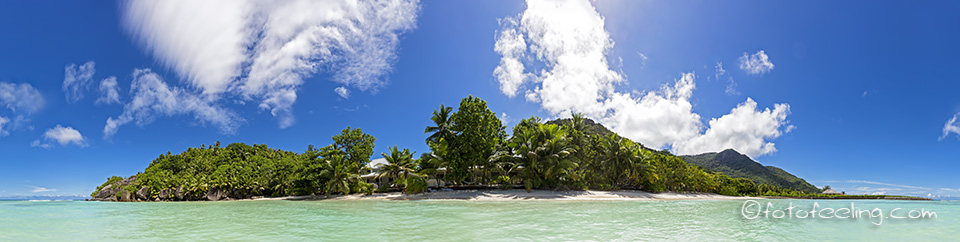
[536,125,579,188]
[419,149,449,189]
[425,104,455,145]
[570,112,587,133]
[599,135,651,189]
[319,153,361,195]
[503,119,579,191]
[377,146,419,190]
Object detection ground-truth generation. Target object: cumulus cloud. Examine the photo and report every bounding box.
[104,69,242,138]
[493,0,622,117]
[602,74,701,149]
[941,113,960,141]
[63,61,97,103]
[121,0,420,129]
[739,50,774,75]
[33,125,86,147]
[0,82,44,114]
[673,98,792,157]
[493,0,792,157]
[95,76,122,105]
[493,21,529,97]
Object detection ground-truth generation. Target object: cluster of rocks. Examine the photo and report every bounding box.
[90,176,235,202]
[89,176,147,202]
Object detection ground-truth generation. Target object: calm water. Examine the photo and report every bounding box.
[1,199,957,241]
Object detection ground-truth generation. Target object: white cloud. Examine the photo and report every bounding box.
[0,116,8,137]
[95,76,121,105]
[30,140,50,149]
[104,69,242,138]
[602,74,701,149]
[724,78,740,96]
[493,0,622,117]
[0,82,44,114]
[637,52,648,67]
[62,61,96,103]
[673,98,792,158]
[334,86,350,99]
[121,0,249,95]
[33,125,86,147]
[940,113,960,141]
[739,50,774,75]
[714,62,740,96]
[121,0,420,129]
[29,186,56,193]
[816,180,960,197]
[713,62,726,80]
[493,0,792,157]
[493,23,529,98]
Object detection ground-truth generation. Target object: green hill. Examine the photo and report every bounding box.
[545,117,616,137]
[545,117,654,151]
[680,149,819,193]
[547,117,818,194]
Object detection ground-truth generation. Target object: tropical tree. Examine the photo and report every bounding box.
[425,104,456,145]
[419,138,450,189]
[500,117,579,191]
[332,127,376,171]
[449,95,506,184]
[319,153,364,195]
[377,146,420,190]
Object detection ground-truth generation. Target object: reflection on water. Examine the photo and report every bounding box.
[0,199,956,241]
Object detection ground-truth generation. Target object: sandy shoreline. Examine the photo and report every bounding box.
[249,190,760,201]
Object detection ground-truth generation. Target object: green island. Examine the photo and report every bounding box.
[90,95,929,202]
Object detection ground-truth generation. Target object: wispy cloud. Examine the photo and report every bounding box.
[334,86,350,99]
[816,180,958,197]
[0,116,9,137]
[63,61,96,103]
[118,0,420,131]
[0,82,44,114]
[714,62,741,96]
[637,51,648,67]
[492,0,792,158]
[28,186,57,193]
[104,69,241,138]
[96,76,121,105]
[940,113,960,141]
[0,82,44,137]
[713,62,726,80]
[739,50,774,75]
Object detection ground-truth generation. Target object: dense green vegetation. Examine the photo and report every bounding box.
[680,149,820,194]
[94,95,823,201]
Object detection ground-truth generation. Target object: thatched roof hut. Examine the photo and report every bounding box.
[821,188,841,195]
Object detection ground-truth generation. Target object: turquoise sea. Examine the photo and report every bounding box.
[1,199,956,241]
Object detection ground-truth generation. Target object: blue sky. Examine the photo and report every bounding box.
[0,0,958,198]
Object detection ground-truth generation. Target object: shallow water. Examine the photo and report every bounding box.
[0,199,956,241]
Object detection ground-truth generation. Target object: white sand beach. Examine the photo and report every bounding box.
[251,190,760,201]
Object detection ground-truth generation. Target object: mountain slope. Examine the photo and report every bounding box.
[544,117,616,138]
[681,149,819,193]
[547,117,817,193]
